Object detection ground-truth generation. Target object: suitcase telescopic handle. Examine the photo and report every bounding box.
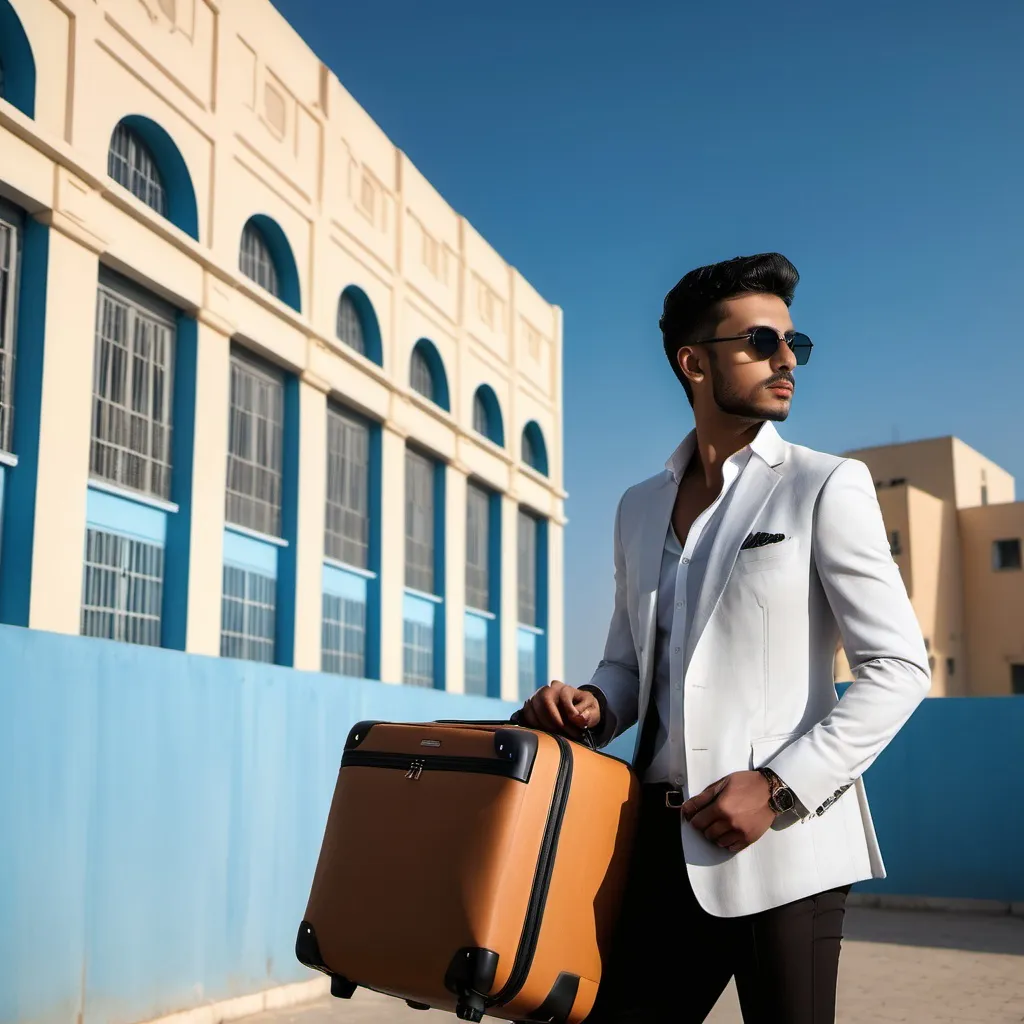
[506,710,597,751]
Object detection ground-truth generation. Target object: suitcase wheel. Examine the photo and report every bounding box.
[406,1001,431,1011]
[330,975,357,999]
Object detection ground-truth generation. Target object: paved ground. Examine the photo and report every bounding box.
[254,908,1024,1024]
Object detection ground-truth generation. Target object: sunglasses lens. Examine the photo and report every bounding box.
[751,327,780,357]
[789,333,813,365]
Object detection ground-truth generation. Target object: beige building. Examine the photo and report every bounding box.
[0,0,565,700]
[834,436,1023,697]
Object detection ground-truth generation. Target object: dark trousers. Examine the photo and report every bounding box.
[587,785,850,1024]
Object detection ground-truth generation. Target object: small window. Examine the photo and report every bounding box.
[473,392,489,438]
[336,293,365,356]
[91,278,175,499]
[226,353,284,537]
[405,448,436,595]
[403,614,435,688]
[466,483,490,612]
[410,346,434,403]
[108,124,167,217]
[993,538,1022,572]
[889,530,902,555]
[0,205,21,453]
[322,591,366,677]
[81,528,164,646]
[325,405,370,568]
[0,58,5,101]
[220,565,276,663]
[239,221,279,297]
[946,657,955,677]
[1012,664,1024,696]
[518,510,538,627]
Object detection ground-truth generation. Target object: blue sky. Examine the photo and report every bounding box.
[273,0,1024,685]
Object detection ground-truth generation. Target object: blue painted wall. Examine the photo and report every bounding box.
[0,624,1020,1024]
[0,624,519,1024]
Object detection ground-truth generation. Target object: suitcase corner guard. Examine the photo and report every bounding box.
[295,920,358,999]
[444,947,499,1022]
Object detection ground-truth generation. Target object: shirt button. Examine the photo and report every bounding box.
[674,646,681,653]
[674,681,681,691]
[682,557,690,565]
[676,601,684,609]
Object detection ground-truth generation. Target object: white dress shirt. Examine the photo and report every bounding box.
[642,436,758,786]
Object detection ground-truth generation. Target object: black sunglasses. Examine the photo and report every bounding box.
[697,327,814,365]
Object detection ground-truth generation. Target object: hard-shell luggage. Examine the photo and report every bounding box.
[296,719,639,1024]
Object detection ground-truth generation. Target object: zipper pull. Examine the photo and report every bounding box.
[406,760,424,780]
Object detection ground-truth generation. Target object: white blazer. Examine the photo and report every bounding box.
[587,422,930,918]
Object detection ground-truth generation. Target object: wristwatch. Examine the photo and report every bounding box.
[757,767,796,814]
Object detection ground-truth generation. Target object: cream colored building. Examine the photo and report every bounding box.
[833,436,1023,697]
[0,0,565,700]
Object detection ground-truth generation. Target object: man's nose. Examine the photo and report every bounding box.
[772,335,798,372]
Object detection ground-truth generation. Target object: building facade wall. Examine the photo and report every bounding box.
[959,502,1024,696]
[0,0,565,695]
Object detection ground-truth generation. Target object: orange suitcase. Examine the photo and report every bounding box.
[296,719,639,1024]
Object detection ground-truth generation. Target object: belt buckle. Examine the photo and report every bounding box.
[664,789,685,809]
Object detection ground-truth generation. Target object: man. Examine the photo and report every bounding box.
[518,253,930,1023]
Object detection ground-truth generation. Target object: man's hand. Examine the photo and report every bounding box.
[517,680,601,740]
[680,771,776,853]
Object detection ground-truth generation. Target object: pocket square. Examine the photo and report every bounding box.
[740,531,786,551]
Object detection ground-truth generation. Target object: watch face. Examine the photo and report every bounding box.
[775,788,796,813]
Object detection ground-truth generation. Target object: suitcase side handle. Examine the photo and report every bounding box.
[432,715,597,751]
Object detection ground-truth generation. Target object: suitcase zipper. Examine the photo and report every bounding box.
[487,735,572,1008]
[341,750,523,780]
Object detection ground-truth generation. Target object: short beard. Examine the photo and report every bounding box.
[709,351,790,423]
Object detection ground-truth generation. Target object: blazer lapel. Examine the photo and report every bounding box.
[684,453,783,668]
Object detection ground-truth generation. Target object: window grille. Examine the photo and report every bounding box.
[518,510,538,626]
[410,346,434,402]
[337,293,365,355]
[322,591,366,677]
[108,124,167,216]
[0,212,18,453]
[91,282,174,498]
[239,222,279,297]
[226,353,284,536]
[518,635,537,702]
[81,528,164,646]
[405,448,435,594]
[325,406,369,568]
[465,629,488,696]
[473,392,489,437]
[466,483,490,611]
[220,564,276,663]
[522,429,536,470]
[403,615,434,687]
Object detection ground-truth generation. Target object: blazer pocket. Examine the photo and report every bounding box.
[749,731,801,770]
[736,537,798,574]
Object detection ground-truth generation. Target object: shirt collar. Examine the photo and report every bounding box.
[664,421,782,484]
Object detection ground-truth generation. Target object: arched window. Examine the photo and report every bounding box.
[522,421,549,476]
[336,285,382,365]
[238,215,301,311]
[472,385,504,447]
[108,123,167,216]
[337,293,364,356]
[0,0,37,119]
[240,221,279,297]
[105,116,199,238]
[409,339,449,412]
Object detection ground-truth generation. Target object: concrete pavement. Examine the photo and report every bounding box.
[247,907,1024,1024]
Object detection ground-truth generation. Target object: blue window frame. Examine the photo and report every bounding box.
[517,508,548,701]
[403,446,445,688]
[465,480,501,697]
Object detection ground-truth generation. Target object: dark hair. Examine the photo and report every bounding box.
[660,252,799,405]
